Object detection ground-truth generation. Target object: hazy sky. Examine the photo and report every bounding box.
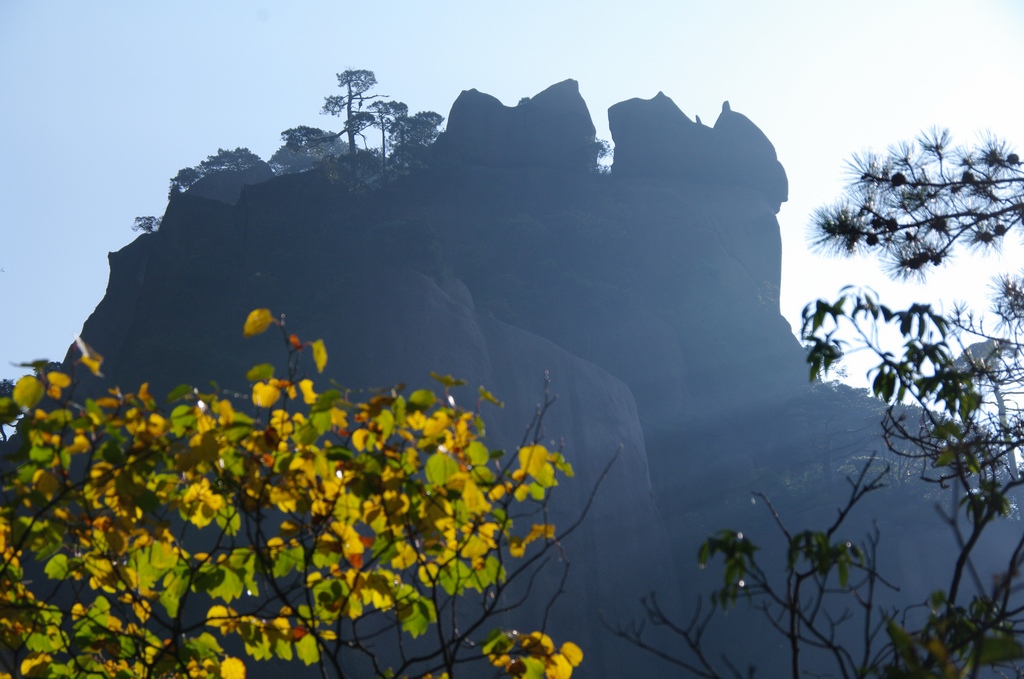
[2,1,1023,386]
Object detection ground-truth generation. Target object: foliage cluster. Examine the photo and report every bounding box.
[131,217,162,235]
[153,69,445,225]
[0,310,583,679]
[168,148,265,198]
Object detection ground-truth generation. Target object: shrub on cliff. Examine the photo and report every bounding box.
[169,148,266,197]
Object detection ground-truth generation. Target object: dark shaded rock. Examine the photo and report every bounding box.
[186,161,275,204]
[435,79,599,172]
[609,93,788,212]
[711,101,789,210]
[69,213,680,674]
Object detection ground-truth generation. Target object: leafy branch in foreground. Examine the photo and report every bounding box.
[0,308,586,679]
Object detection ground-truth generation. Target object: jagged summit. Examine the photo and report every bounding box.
[433,81,787,212]
[608,91,788,212]
[434,79,599,173]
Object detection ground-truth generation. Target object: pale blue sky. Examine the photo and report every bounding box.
[2,1,1023,385]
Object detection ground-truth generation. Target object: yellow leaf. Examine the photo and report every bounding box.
[423,411,451,438]
[74,336,104,376]
[545,653,574,679]
[311,339,328,373]
[518,445,548,477]
[454,475,490,513]
[20,653,51,677]
[252,382,281,409]
[527,524,556,542]
[13,376,44,409]
[405,410,426,430]
[560,642,583,667]
[47,372,71,388]
[243,308,274,337]
[298,379,317,405]
[46,371,71,400]
[79,355,104,377]
[390,542,418,569]
[522,632,555,655]
[331,407,348,430]
[351,428,371,452]
[459,534,491,559]
[221,656,246,679]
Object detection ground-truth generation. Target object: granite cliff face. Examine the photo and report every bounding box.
[66,81,835,673]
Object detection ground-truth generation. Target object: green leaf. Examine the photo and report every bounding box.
[521,656,546,679]
[198,562,244,602]
[272,545,305,579]
[398,596,435,638]
[246,363,275,382]
[44,554,71,580]
[165,384,193,402]
[478,386,504,407]
[185,632,224,660]
[13,376,45,409]
[295,630,320,665]
[426,452,459,485]
[170,404,197,432]
[375,409,395,440]
[160,567,190,618]
[466,441,489,466]
[408,389,435,411]
[29,445,54,465]
[481,628,515,656]
[429,372,466,388]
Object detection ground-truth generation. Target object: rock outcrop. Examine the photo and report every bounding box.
[435,79,599,172]
[609,93,788,212]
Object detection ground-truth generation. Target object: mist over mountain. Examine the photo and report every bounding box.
[53,80,1016,676]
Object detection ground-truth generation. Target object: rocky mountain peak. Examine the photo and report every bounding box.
[435,79,598,173]
[608,91,788,212]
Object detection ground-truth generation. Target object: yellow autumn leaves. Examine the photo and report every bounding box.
[484,630,584,679]
[0,309,583,679]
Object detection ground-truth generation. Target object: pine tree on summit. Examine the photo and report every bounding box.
[321,69,382,155]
